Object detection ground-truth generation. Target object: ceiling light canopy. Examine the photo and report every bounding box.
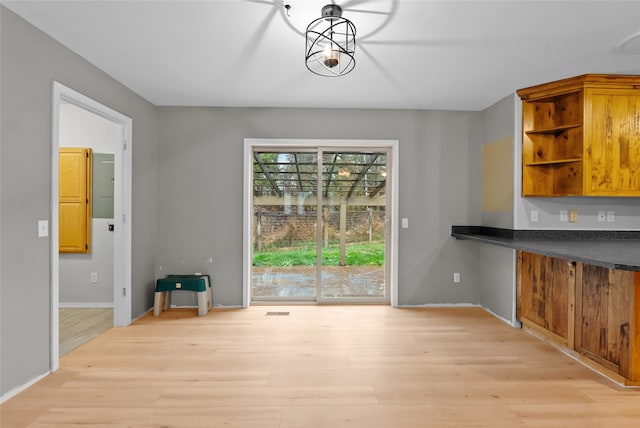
[305,4,356,77]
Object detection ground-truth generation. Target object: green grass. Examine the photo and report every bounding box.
[253,242,384,267]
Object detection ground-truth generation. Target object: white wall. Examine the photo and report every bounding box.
[60,102,118,153]
[59,103,116,306]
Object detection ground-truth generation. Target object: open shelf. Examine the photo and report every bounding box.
[525,124,582,136]
[525,158,582,166]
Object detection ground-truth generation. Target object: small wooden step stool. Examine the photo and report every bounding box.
[153,274,211,317]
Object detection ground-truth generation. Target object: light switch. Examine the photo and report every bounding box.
[402,218,409,229]
[38,220,48,237]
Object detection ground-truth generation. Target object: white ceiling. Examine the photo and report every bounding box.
[4,0,640,110]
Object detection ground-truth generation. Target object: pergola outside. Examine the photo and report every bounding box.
[252,151,387,266]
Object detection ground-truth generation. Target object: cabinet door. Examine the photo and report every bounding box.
[577,264,635,375]
[517,252,573,343]
[59,148,92,253]
[584,89,640,196]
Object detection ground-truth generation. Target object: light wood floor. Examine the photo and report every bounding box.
[59,308,113,357]
[2,306,640,427]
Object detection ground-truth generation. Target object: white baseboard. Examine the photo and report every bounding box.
[1,371,50,404]
[59,302,114,309]
[167,304,244,309]
[397,303,479,308]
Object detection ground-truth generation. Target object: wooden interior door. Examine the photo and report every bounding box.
[59,147,92,253]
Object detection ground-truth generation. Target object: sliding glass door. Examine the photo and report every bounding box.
[251,147,388,303]
[251,151,318,301]
[318,151,386,301]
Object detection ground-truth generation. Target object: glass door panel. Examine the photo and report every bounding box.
[251,151,318,301]
[251,148,388,303]
[319,151,387,301]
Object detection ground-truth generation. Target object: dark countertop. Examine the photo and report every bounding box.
[452,226,640,272]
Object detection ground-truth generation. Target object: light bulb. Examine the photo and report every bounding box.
[323,44,339,68]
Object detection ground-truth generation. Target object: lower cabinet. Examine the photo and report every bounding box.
[517,252,574,345]
[517,251,640,385]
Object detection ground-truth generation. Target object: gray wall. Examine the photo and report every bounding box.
[0,7,158,396]
[516,197,640,230]
[156,108,483,307]
[480,94,516,230]
[476,94,518,323]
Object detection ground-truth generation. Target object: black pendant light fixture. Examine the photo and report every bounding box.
[305,4,356,77]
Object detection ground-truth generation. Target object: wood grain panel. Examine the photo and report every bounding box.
[59,148,92,253]
[519,74,640,197]
[630,272,640,381]
[584,89,640,195]
[516,252,571,341]
[578,264,635,375]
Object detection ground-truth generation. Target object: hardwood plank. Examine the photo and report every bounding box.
[29,407,282,428]
[59,308,113,357]
[2,306,640,428]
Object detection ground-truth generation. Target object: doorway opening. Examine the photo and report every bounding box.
[243,139,399,307]
[51,82,132,371]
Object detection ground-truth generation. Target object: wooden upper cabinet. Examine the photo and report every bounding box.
[59,148,92,253]
[517,74,640,197]
[585,89,640,195]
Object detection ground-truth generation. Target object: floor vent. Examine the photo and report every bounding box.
[266,311,290,316]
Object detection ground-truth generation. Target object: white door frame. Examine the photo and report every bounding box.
[243,138,399,308]
[51,82,132,371]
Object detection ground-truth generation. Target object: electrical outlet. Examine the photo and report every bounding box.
[560,210,568,222]
[597,211,606,222]
[607,211,615,222]
[530,210,539,222]
[569,209,578,223]
[453,272,461,283]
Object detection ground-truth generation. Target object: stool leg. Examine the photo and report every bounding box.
[197,291,208,316]
[163,291,171,311]
[153,292,162,316]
